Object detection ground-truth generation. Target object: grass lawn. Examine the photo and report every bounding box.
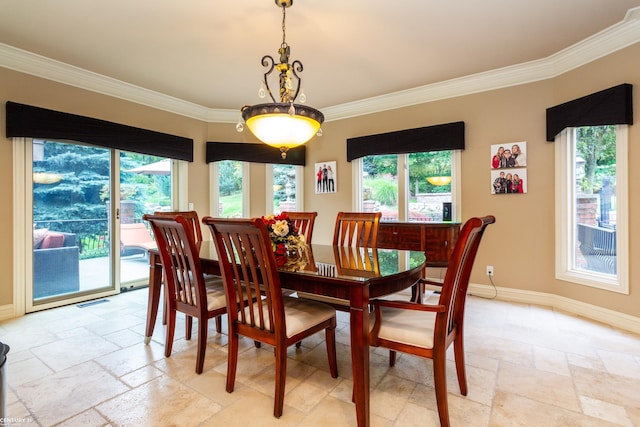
[219,192,242,217]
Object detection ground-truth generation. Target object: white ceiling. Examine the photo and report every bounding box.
[1,1,640,121]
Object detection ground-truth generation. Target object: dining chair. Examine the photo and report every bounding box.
[368,215,495,427]
[153,210,204,246]
[333,211,381,247]
[153,210,223,332]
[203,217,338,418]
[143,213,229,374]
[281,211,317,244]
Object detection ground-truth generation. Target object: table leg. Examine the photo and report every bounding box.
[144,256,162,344]
[350,286,370,427]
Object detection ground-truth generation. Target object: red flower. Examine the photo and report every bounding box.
[273,242,287,266]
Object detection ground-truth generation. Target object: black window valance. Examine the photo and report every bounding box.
[6,101,194,161]
[206,142,306,166]
[546,83,633,142]
[346,121,465,162]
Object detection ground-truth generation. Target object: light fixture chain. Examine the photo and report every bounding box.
[281,4,287,46]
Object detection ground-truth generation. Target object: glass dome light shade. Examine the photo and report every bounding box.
[242,103,324,149]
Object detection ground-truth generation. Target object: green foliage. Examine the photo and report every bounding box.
[79,233,109,259]
[576,125,616,194]
[33,141,171,245]
[363,151,453,204]
[365,176,397,206]
[409,151,451,194]
[218,160,242,196]
[363,154,397,177]
[220,193,243,217]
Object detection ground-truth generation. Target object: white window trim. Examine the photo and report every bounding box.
[554,126,629,293]
[352,150,461,222]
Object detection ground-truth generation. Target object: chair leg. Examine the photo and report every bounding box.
[162,284,167,325]
[164,308,176,358]
[433,348,450,427]
[389,350,396,367]
[273,344,287,418]
[215,315,222,333]
[254,340,262,348]
[226,330,239,393]
[195,316,208,374]
[185,315,193,340]
[453,335,468,395]
[325,323,338,378]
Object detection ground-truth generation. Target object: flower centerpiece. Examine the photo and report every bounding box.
[260,213,309,268]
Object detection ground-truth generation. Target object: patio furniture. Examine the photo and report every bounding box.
[577,223,617,274]
[33,231,80,299]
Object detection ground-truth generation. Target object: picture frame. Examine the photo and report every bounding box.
[315,161,337,194]
[490,141,527,169]
[491,168,527,194]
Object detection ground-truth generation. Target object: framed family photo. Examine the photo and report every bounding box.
[315,161,337,194]
[491,168,527,194]
[490,141,527,169]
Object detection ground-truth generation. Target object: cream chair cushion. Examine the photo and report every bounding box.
[243,297,336,338]
[369,306,436,349]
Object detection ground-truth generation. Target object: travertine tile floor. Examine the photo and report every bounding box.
[3,288,640,426]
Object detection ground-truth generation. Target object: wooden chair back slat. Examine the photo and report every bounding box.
[333,212,381,247]
[154,210,203,246]
[282,211,317,244]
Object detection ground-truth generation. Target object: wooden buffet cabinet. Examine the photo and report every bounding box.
[377,221,461,268]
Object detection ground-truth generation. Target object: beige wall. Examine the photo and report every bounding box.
[1,43,638,318]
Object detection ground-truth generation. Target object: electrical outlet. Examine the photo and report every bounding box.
[486,265,494,276]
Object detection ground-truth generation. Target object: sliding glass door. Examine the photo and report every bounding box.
[31,140,116,307]
[28,140,173,311]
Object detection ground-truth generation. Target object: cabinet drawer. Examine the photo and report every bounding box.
[377,222,460,267]
[377,224,423,251]
[424,227,458,266]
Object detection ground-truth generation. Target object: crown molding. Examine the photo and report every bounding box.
[1,6,639,124]
[324,7,640,121]
[0,43,212,121]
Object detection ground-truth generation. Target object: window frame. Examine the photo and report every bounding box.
[353,150,461,222]
[554,126,629,293]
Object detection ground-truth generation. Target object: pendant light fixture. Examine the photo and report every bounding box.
[236,0,324,159]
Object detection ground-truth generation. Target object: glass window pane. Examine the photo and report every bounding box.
[120,152,171,285]
[218,160,243,217]
[33,140,112,300]
[573,125,617,275]
[408,151,452,222]
[273,164,297,214]
[362,154,398,220]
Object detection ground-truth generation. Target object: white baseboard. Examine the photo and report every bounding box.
[0,304,16,322]
[468,283,640,335]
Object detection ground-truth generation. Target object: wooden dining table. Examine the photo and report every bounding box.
[144,242,425,427]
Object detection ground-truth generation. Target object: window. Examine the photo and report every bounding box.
[267,164,303,214]
[555,125,628,293]
[211,160,248,218]
[357,151,460,222]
